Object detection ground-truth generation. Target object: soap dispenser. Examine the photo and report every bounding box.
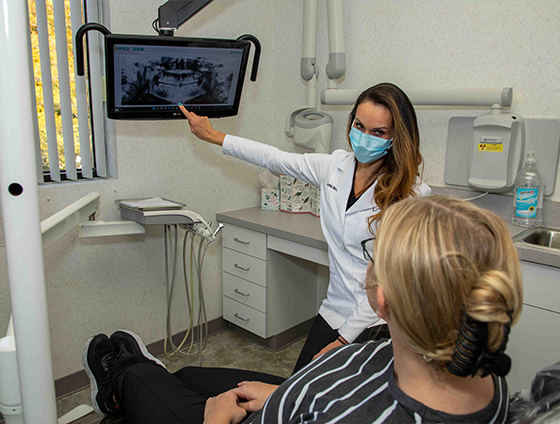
[513,150,543,227]
[468,104,525,193]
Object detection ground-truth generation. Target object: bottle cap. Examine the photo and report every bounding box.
[525,150,536,165]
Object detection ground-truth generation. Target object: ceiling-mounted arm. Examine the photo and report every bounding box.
[157,0,213,36]
[75,23,112,76]
[236,34,261,82]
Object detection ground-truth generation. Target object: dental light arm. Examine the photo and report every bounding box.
[325,0,345,89]
[41,192,100,248]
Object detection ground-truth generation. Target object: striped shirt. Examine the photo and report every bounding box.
[243,339,509,424]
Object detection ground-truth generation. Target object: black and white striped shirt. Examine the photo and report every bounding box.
[243,339,509,423]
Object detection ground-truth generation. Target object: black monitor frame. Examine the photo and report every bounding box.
[105,34,251,120]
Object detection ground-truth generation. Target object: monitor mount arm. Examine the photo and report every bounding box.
[157,0,213,36]
[156,2,261,81]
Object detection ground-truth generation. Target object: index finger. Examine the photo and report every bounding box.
[178,103,191,119]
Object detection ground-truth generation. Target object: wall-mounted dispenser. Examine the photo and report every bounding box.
[285,109,333,154]
[445,111,560,197]
[467,104,525,193]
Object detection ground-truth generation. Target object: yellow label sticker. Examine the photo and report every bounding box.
[478,143,503,152]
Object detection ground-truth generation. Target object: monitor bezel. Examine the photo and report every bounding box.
[105,34,251,120]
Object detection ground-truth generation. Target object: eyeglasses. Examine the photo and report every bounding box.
[361,237,375,263]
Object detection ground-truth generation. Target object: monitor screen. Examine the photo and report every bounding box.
[105,35,251,119]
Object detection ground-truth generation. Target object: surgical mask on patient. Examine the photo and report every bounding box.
[349,126,393,164]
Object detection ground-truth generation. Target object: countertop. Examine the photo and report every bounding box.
[217,207,327,251]
[217,188,560,269]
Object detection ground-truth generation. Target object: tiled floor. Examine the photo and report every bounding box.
[57,329,305,423]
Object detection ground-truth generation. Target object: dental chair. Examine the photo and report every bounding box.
[508,361,560,423]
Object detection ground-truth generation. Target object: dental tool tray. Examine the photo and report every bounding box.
[117,198,202,226]
[116,197,185,211]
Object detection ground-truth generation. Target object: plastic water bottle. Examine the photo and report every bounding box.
[512,151,543,227]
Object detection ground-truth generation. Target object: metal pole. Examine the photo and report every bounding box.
[0,0,58,422]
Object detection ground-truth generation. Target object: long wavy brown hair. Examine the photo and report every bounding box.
[346,83,423,231]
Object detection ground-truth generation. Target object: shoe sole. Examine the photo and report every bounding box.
[113,329,166,369]
[82,335,104,415]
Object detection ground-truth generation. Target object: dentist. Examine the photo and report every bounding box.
[180,82,431,373]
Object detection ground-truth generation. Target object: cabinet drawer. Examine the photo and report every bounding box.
[223,296,266,338]
[223,273,267,313]
[222,224,267,260]
[223,248,267,287]
[521,261,560,313]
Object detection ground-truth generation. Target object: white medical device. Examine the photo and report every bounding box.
[285,109,333,154]
[116,197,223,365]
[468,105,525,193]
[117,198,223,241]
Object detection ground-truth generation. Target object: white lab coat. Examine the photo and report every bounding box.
[223,135,432,342]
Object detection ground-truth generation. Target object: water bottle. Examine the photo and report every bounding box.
[512,151,543,227]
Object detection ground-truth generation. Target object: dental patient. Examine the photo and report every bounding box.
[84,195,522,423]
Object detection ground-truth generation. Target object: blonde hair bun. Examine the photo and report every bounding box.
[373,195,523,375]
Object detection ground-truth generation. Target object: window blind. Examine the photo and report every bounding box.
[30,0,107,182]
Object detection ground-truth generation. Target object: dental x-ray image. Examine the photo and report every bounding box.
[119,54,234,106]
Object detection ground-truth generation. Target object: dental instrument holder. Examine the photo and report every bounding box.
[117,199,222,241]
[468,104,525,193]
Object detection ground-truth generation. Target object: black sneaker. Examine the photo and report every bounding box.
[110,330,166,369]
[82,334,121,415]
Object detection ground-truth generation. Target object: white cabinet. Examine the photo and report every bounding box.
[506,261,560,393]
[222,224,319,339]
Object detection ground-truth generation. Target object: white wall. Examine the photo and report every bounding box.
[1,0,559,380]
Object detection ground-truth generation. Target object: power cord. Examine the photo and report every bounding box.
[463,191,490,202]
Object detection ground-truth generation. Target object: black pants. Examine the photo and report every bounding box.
[292,314,390,374]
[112,356,285,424]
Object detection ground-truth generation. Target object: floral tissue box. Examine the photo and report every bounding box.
[261,188,280,211]
[279,174,320,217]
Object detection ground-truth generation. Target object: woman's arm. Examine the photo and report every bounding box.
[179,104,225,145]
[179,107,331,188]
[312,336,348,360]
[337,298,383,345]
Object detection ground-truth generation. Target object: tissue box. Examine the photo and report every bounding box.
[309,184,320,217]
[279,174,320,216]
[261,188,279,211]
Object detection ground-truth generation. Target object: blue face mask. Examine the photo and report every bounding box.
[349,126,393,164]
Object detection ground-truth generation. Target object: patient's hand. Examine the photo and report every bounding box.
[313,338,346,360]
[232,381,279,412]
[203,391,246,424]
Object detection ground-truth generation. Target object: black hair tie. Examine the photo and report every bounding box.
[446,310,513,378]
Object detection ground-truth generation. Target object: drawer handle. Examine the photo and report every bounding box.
[234,263,250,272]
[234,313,250,323]
[234,289,250,297]
[234,238,250,245]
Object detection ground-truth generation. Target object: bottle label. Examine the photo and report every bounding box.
[515,188,538,218]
